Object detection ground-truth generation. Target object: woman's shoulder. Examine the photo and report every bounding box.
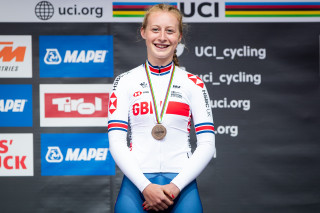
[175,66,205,89]
[114,64,145,82]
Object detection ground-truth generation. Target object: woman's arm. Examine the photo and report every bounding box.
[171,78,216,191]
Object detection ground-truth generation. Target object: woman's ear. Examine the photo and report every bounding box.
[179,33,182,43]
[140,27,146,39]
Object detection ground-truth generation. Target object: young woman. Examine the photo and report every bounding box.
[108,4,216,212]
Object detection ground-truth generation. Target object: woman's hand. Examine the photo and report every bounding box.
[142,184,174,211]
[162,183,180,199]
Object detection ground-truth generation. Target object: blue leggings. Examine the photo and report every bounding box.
[114,173,203,213]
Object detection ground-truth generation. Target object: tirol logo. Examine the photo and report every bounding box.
[40,84,112,127]
[35,1,54,21]
[0,134,33,176]
[0,36,32,78]
[0,85,32,127]
[40,36,113,77]
[46,146,63,162]
[41,133,115,176]
[45,93,108,118]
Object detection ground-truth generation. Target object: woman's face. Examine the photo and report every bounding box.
[141,11,182,66]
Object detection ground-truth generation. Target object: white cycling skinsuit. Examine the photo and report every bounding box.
[108,60,216,193]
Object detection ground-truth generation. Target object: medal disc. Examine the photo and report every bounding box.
[151,124,167,140]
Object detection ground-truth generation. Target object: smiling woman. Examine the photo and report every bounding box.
[108,3,216,213]
[140,6,182,67]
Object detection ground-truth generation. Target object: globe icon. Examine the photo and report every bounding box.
[35,1,54,20]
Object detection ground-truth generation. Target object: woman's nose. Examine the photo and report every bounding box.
[158,30,167,41]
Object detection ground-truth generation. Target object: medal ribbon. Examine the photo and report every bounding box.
[145,61,175,124]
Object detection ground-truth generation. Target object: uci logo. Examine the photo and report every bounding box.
[180,2,219,18]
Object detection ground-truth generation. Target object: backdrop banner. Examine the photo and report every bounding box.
[0,0,320,213]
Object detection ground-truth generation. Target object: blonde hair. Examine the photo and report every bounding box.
[141,4,184,66]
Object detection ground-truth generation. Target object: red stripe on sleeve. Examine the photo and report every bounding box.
[195,126,215,132]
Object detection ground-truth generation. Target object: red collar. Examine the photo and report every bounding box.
[147,61,173,75]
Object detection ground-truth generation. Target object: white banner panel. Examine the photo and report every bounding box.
[0,133,33,176]
[0,36,32,78]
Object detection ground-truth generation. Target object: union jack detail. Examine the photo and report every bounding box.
[108,120,128,132]
[148,62,173,76]
[188,74,204,88]
[195,122,215,135]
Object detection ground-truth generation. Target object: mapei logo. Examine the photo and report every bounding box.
[44,93,108,118]
[41,133,115,176]
[0,134,33,176]
[40,84,112,127]
[0,99,27,112]
[46,146,63,162]
[0,36,32,78]
[44,48,61,64]
[0,85,32,127]
[40,36,113,77]
[44,48,107,65]
[46,146,108,162]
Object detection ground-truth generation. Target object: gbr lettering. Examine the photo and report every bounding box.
[132,101,154,116]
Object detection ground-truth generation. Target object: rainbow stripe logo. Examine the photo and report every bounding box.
[113,2,177,17]
[225,2,320,17]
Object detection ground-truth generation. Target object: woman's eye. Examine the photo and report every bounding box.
[167,29,174,34]
[152,28,159,32]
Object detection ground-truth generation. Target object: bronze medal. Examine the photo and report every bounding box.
[151,124,167,140]
[145,61,175,141]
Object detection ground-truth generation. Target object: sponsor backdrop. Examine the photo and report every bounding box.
[0,0,320,213]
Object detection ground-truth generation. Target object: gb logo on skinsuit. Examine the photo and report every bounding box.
[44,48,62,64]
[46,146,63,163]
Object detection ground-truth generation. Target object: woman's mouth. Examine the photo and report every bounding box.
[154,44,169,49]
